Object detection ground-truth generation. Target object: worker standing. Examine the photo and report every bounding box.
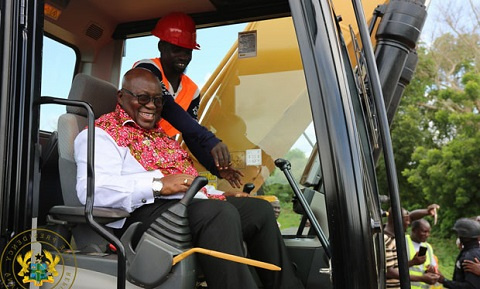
[134,12,200,137]
[134,12,243,185]
[406,219,438,289]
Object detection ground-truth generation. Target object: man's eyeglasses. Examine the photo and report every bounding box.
[121,88,164,107]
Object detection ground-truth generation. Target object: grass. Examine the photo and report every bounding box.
[277,203,302,229]
[428,235,458,278]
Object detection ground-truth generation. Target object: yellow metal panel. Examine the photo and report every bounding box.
[189,0,389,192]
[188,18,308,192]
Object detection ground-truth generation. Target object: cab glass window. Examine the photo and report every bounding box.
[120,18,324,234]
[40,37,76,131]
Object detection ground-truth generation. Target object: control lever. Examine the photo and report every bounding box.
[152,176,208,248]
[275,158,331,259]
[242,183,255,194]
[179,176,209,206]
[122,176,208,288]
[123,176,208,253]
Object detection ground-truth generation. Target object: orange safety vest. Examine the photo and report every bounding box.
[135,58,199,136]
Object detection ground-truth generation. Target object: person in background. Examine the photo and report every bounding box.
[270,197,281,220]
[461,216,480,277]
[456,216,480,247]
[254,195,282,228]
[406,219,438,289]
[384,207,440,289]
[75,68,304,289]
[134,12,200,137]
[134,12,240,185]
[437,218,480,289]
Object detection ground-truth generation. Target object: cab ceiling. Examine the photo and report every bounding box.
[45,0,290,40]
[44,0,290,66]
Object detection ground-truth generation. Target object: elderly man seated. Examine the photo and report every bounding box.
[74,68,304,289]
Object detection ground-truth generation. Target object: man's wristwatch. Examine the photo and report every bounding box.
[152,177,164,198]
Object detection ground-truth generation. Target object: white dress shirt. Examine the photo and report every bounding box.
[74,127,222,228]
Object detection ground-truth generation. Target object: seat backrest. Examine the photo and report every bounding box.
[57,73,118,206]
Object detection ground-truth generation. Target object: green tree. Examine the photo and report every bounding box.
[378,0,480,234]
[377,47,437,209]
[404,72,480,236]
[265,148,308,185]
[263,148,308,203]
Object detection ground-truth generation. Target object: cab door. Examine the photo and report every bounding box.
[0,0,43,246]
[289,0,384,288]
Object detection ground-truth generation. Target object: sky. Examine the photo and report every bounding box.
[40,23,247,131]
[119,23,247,90]
[118,0,452,91]
[40,0,461,133]
[420,0,474,45]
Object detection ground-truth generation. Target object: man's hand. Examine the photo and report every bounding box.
[219,167,244,188]
[211,142,231,169]
[410,204,441,222]
[427,204,440,216]
[409,252,427,266]
[425,265,436,274]
[160,174,195,195]
[437,273,446,284]
[421,272,440,285]
[463,258,480,275]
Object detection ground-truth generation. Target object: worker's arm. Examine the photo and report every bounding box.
[386,267,399,279]
[439,272,480,289]
[387,268,439,286]
[409,204,440,222]
[160,94,220,171]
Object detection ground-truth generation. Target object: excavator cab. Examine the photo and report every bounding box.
[0,0,429,288]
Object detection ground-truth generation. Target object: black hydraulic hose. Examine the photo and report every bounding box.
[275,158,331,259]
[38,97,127,289]
[348,1,410,289]
[387,51,419,125]
[375,1,426,122]
[373,51,420,163]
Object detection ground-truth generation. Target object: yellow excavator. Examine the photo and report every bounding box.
[0,0,429,288]
[193,9,381,190]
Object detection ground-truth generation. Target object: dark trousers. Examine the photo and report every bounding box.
[119,197,304,289]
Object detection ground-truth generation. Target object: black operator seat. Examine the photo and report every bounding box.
[47,73,130,251]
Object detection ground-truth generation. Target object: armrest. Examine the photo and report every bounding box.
[48,205,130,225]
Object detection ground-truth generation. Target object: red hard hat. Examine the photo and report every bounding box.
[151,12,200,50]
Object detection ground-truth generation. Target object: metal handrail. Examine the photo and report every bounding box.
[39,96,126,289]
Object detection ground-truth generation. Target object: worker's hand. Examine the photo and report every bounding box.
[421,272,439,285]
[159,174,196,195]
[409,252,426,266]
[223,191,250,197]
[219,167,244,188]
[425,265,436,274]
[463,258,480,275]
[437,273,446,284]
[211,142,231,170]
[426,204,440,216]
